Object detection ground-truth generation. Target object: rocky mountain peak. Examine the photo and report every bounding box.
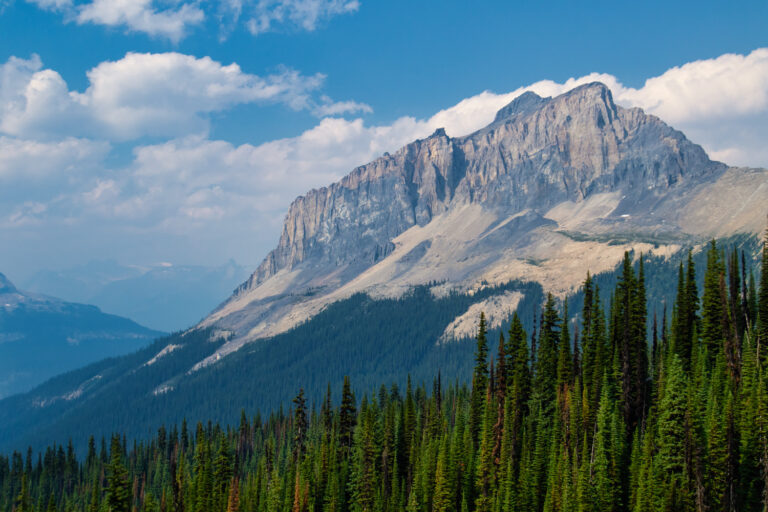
[231,82,724,296]
[430,127,448,138]
[493,90,547,122]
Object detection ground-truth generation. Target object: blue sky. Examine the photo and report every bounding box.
[0,0,767,281]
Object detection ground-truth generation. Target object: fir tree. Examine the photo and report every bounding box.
[293,388,309,461]
[536,294,561,406]
[758,227,768,358]
[340,376,357,454]
[106,435,131,512]
[470,313,490,445]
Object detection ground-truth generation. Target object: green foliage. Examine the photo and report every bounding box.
[1,236,768,512]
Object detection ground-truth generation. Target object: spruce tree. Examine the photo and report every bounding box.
[470,313,490,444]
[654,354,690,511]
[106,435,130,512]
[293,388,308,461]
[758,227,768,357]
[340,376,357,453]
[536,294,561,406]
[701,240,726,364]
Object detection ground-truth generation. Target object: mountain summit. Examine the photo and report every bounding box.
[241,82,720,290]
[199,82,764,362]
[0,273,16,294]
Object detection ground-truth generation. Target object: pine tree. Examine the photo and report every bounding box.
[15,473,32,512]
[475,386,495,512]
[557,302,573,395]
[701,240,726,364]
[470,313,490,444]
[213,432,233,511]
[613,252,647,432]
[758,227,768,358]
[536,294,561,406]
[340,376,357,453]
[654,354,690,511]
[106,435,131,512]
[293,388,309,460]
[433,436,454,512]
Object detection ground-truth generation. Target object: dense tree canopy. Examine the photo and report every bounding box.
[1,239,767,512]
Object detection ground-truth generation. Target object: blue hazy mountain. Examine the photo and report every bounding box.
[0,272,163,398]
[21,259,250,332]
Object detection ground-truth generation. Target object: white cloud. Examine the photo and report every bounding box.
[27,0,360,41]
[0,135,109,181]
[92,48,768,242]
[352,48,768,169]
[247,0,358,35]
[27,0,204,42]
[0,53,368,140]
[2,48,767,274]
[312,95,373,117]
[77,0,204,42]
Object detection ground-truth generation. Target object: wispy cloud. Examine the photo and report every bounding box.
[26,0,204,42]
[26,0,360,41]
[246,0,359,35]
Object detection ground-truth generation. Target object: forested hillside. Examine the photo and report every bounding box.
[2,236,767,512]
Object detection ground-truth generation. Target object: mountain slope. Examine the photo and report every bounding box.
[21,260,250,332]
[0,272,163,398]
[1,82,766,450]
[200,82,766,362]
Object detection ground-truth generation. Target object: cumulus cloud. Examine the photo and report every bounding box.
[247,0,358,35]
[0,136,109,182]
[0,52,369,140]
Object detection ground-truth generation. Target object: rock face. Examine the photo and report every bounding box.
[202,81,765,362]
[243,82,722,291]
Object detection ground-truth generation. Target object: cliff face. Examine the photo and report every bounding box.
[241,82,722,292]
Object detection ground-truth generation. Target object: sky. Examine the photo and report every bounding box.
[0,0,767,282]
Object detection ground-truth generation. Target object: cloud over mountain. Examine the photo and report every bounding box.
[0,47,766,274]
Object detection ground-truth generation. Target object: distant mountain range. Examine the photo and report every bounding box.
[21,259,251,332]
[0,272,162,398]
[1,82,766,451]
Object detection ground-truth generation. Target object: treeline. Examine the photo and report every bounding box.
[2,238,768,512]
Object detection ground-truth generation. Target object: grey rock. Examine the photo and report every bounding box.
[241,83,723,294]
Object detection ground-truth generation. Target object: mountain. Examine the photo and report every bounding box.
[21,260,251,332]
[199,82,766,362]
[1,82,766,451]
[0,272,163,398]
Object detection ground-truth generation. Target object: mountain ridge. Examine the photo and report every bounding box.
[200,82,758,361]
[0,273,162,398]
[240,82,724,293]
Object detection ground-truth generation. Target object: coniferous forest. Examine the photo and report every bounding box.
[2,237,768,512]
